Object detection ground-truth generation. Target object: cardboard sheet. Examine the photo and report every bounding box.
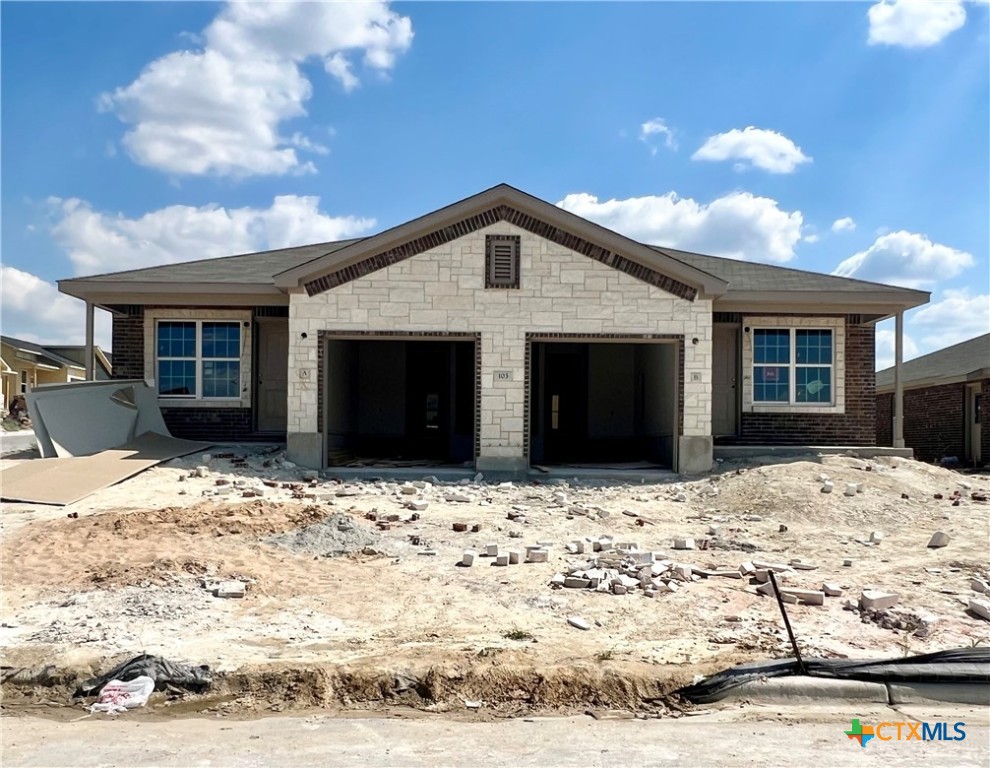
[0,432,205,506]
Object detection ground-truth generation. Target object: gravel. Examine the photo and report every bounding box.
[266,513,381,557]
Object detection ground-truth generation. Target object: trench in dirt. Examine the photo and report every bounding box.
[1,658,702,719]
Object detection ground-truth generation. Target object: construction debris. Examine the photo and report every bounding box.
[927,532,951,549]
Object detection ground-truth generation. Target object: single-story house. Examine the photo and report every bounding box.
[1,335,112,411]
[876,333,989,466]
[58,184,928,474]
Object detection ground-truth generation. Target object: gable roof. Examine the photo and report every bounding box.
[0,336,86,370]
[876,333,990,392]
[58,184,929,315]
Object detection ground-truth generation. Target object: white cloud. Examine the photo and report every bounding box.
[100,1,413,177]
[557,190,803,263]
[0,266,112,349]
[868,0,966,48]
[49,195,376,275]
[910,289,990,349]
[639,118,677,154]
[875,326,920,370]
[831,217,856,233]
[832,230,974,288]
[802,232,821,244]
[691,127,812,174]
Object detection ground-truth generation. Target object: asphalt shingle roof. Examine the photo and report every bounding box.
[876,333,990,388]
[62,236,921,297]
[1,336,84,369]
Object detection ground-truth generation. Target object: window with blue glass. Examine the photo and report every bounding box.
[753,328,833,405]
[156,320,241,399]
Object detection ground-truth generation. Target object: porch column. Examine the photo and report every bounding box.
[893,310,905,448]
[84,301,95,380]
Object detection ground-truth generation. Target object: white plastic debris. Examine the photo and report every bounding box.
[89,676,155,714]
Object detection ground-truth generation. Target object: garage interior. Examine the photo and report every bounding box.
[529,341,679,468]
[323,338,476,466]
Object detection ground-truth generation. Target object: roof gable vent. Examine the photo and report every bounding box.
[486,235,520,289]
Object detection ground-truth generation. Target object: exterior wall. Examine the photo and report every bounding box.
[109,305,265,442]
[983,379,990,465]
[287,221,713,471]
[877,378,990,464]
[732,319,875,445]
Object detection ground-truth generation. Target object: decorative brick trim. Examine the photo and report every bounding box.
[523,333,685,461]
[316,330,482,461]
[304,205,698,301]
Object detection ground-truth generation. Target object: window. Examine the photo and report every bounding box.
[156,320,241,399]
[485,235,520,288]
[19,370,28,394]
[753,328,833,405]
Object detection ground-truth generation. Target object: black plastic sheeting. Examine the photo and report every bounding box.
[75,654,212,697]
[677,647,990,704]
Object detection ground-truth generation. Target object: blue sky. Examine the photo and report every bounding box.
[2,1,988,367]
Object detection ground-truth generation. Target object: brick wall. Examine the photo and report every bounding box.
[877,379,989,464]
[109,304,265,442]
[288,221,713,467]
[876,392,893,446]
[734,322,876,445]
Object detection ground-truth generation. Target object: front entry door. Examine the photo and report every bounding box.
[712,325,739,437]
[255,318,288,432]
[965,384,982,465]
[544,348,587,462]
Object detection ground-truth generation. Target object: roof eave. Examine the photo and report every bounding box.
[876,368,990,393]
[58,279,288,307]
[714,289,930,316]
[273,184,728,297]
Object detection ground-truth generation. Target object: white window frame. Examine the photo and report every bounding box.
[752,327,835,406]
[155,319,242,401]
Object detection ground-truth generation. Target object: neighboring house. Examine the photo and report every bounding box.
[58,184,928,474]
[0,336,112,410]
[876,334,989,466]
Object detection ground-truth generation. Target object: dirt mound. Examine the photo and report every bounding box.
[266,512,381,557]
[94,500,329,539]
[86,558,216,588]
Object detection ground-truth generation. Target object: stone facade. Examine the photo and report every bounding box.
[287,221,713,472]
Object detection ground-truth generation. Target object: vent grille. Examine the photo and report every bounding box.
[485,235,520,288]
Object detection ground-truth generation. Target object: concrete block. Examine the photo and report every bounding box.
[461,550,477,567]
[400,484,418,495]
[672,537,695,550]
[567,616,591,630]
[629,551,654,565]
[781,589,825,606]
[820,480,834,494]
[671,564,694,582]
[971,578,990,594]
[550,573,566,586]
[739,562,756,576]
[822,582,843,597]
[452,522,469,532]
[526,548,549,564]
[485,543,499,557]
[970,597,990,622]
[508,549,522,565]
[927,531,950,548]
[612,584,628,596]
[495,554,509,567]
[445,492,473,503]
[570,540,586,554]
[869,530,884,543]
[844,484,858,497]
[860,589,899,611]
[214,581,246,598]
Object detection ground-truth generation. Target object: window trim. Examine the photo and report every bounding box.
[154,319,242,401]
[752,326,834,406]
[485,234,521,289]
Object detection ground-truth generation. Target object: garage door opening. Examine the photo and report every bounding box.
[529,341,678,468]
[324,338,476,466]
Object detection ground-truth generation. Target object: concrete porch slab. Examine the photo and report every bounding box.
[714,445,914,461]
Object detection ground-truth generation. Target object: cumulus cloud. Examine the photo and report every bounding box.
[910,288,990,349]
[557,190,803,263]
[832,231,973,288]
[100,1,413,177]
[639,118,677,154]
[47,195,375,276]
[0,266,112,349]
[868,0,966,48]
[875,326,920,370]
[691,126,811,174]
[831,217,856,233]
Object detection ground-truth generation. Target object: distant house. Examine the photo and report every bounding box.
[876,334,989,466]
[0,336,112,410]
[58,184,928,474]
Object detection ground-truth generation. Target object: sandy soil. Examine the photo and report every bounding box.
[1,449,988,713]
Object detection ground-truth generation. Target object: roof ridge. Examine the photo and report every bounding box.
[876,332,990,375]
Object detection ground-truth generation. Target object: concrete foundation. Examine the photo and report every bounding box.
[286,432,323,469]
[677,436,713,475]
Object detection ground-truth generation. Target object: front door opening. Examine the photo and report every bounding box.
[529,341,678,468]
[324,338,476,466]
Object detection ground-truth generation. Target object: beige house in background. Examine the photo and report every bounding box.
[0,336,112,412]
[59,184,928,475]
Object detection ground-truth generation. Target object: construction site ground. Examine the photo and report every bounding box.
[1,448,988,717]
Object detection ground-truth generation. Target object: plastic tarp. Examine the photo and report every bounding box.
[677,647,990,704]
[77,654,212,698]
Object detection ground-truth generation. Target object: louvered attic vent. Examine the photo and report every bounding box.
[485,235,520,289]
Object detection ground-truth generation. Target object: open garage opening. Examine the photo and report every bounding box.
[529,340,680,469]
[323,337,477,467]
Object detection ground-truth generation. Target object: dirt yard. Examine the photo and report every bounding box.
[1,449,988,714]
